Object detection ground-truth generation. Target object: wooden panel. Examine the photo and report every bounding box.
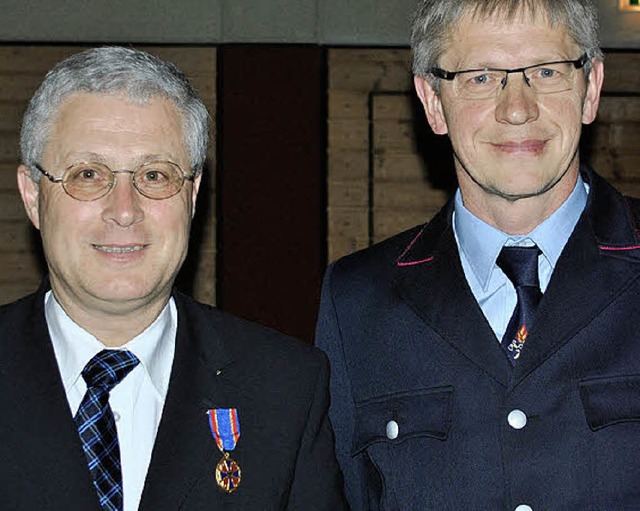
[373,94,414,120]
[0,103,28,132]
[0,47,84,72]
[0,74,48,102]
[602,53,640,94]
[328,119,369,151]
[0,163,18,190]
[0,132,19,162]
[0,190,26,220]
[0,251,45,281]
[375,152,426,181]
[0,221,38,249]
[373,119,417,152]
[329,49,413,92]
[328,90,369,119]
[328,150,369,181]
[328,180,369,208]
[598,96,640,123]
[374,183,448,209]
[328,207,369,241]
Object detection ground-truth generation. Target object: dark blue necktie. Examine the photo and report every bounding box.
[74,350,139,511]
[497,246,542,365]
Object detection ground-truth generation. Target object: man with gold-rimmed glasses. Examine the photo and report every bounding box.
[317,0,640,509]
[34,160,197,202]
[0,47,346,510]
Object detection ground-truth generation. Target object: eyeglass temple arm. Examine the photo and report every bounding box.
[34,164,63,183]
[429,68,455,80]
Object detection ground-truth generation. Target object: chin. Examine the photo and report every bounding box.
[91,280,155,303]
[484,178,548,200]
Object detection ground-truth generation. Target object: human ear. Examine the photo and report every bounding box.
[582,59,604,125]
[17,164,40,229]
[414,76,449,135]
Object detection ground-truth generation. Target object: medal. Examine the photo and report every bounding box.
[207,408,242,493]
[215,451,242,493]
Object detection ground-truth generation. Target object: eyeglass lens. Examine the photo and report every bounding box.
[454,61,579,99]
[62,161,186,201]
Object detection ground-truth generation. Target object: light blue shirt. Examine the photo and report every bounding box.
[453,176,589,341]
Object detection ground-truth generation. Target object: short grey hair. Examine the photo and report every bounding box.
[411,0,604,91]
[20,46,210,180]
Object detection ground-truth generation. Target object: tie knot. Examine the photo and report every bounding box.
[497,245,541,289]
[82,349,140,391]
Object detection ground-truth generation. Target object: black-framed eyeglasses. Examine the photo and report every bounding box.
[430,54,589,100]
[35,161,196,201]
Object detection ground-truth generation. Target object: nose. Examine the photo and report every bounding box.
[101,173,144,227]
[494,72,539,125]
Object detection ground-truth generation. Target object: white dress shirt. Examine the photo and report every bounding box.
[45,291,176,511]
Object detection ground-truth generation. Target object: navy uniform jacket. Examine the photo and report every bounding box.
[317,169,640,510]
[0,286,347,510]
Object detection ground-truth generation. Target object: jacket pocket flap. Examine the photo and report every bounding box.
[352,386,453,456]
[579,374,640,431]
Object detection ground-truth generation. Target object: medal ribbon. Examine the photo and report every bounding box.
[207,408,241,452]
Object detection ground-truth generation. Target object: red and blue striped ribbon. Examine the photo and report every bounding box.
[207,409,241,452]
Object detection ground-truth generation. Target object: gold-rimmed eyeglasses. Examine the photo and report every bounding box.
[35,160,196,201]
[430,54,589,100]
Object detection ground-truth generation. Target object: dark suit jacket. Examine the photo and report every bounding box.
[317,169,640,510]
[0,286,347,510]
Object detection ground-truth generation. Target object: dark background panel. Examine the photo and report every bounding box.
[218,45,326,344]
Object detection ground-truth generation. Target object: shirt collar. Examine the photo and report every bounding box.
[46,292,176,400]
[453,174,588,290]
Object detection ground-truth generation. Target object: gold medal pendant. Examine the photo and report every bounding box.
[207,408,242,494]
[215,451,242,493]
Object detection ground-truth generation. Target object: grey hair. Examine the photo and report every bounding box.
[411,0,604,91]
[20,46,210,180]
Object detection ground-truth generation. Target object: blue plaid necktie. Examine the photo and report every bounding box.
[497,246,542,365]
[74,350,139,511]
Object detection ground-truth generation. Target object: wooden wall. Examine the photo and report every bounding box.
[0,46,216,306]
[327,49,640,262]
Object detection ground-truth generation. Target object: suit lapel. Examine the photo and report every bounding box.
[515,171,640,383]
[139,294,235,511]
[395,204,511,388]
[0,286,100,509]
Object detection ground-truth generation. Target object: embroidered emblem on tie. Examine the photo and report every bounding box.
[497,245,542,365]
[507,324,530,359]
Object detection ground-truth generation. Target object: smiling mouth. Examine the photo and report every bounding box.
[93,244,146,253]
[494,140,547,154]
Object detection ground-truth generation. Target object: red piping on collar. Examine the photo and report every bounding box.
[397,256,435,267]
[599,245,640,251]
[396,225,434,266]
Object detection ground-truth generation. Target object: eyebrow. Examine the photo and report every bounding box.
[457,54,574,70]
[62,152,177,166]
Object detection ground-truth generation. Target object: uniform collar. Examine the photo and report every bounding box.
[453,174,588,290]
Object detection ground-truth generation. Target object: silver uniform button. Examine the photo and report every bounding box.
[515,505,532,511]
[507,409,527,430]
[113,411,121,422]
[386,420,399,440]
